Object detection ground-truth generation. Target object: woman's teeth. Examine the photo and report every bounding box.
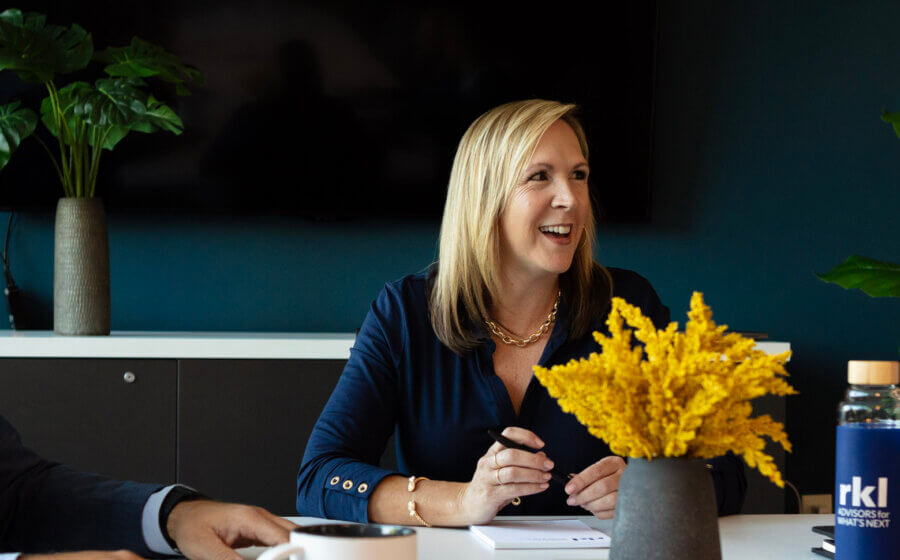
[539,225,572,236]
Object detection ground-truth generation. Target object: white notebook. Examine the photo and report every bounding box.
[469,519,611,549]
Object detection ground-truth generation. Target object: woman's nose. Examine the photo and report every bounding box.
[551,179,578,209]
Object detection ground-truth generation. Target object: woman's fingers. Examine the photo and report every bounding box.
[484,426,546,456]
[565,456,625,516]
[589,507,616,519]
[580,491,618,518]
[565,456,625,496]
[497,482,550,501]
[496,466,553,485]
[566,469,623,506]
[464,428,554,525]
[495,448,553,471]
[500,426,545,449]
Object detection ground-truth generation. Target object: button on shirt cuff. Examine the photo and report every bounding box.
[142,484,180,556]
[324,463,398,522]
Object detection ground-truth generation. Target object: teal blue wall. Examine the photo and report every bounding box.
[644,0,900,500]
[2,0,898,502]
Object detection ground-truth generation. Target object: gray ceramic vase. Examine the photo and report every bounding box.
[611,457,721,560]
[54,197,110,335]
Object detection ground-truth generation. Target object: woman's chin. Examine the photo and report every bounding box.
[538,258,576,276]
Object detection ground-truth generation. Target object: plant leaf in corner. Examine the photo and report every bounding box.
[882,109,900,139]
[94,37,204,95]
[0,100,37,170]
[816,255,900,298]
[0,9,92,83]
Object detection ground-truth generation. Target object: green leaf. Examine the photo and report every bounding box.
[40,79,142,150]
[0,100,38,169]
[94,37,204,95]
[40,78,183,151]
[99,125,130,150]
[0,9,92,83]
[140,95,183,134]
[882,109,900,139]
[816,255,900,298]
[93,79,183,135]
[88,77,151,127]
[40,81,92,143]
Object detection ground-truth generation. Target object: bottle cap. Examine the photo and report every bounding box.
[848,360,899,385]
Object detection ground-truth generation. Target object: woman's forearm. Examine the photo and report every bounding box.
[367,475,471,527]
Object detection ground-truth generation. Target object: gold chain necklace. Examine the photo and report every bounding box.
[484,291,560,348]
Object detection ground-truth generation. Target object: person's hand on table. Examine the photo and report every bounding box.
[565,455,626,519]
[21,552,144,560]
[167,500,297,560]
[457,426,552,525]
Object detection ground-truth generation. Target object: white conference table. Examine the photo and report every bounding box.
[239,514,831,559]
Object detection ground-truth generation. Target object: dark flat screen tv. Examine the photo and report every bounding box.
[0,1,658,222]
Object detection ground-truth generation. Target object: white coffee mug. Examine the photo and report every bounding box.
[257,523,416,560]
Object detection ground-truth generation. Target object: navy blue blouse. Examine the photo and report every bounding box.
[296,268,746,522]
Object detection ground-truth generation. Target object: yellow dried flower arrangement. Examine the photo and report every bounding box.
[533,292,796,487]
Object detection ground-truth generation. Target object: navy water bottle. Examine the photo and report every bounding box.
[834,360,900,559]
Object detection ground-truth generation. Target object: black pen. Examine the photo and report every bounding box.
[487,428,574,485]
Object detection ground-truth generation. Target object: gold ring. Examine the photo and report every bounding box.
[512,497,521,506]
[496,467,503,485]
[493,452,500,469]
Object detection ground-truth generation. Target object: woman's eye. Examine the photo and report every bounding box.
[528,170,549,181]
[573,169,588,180]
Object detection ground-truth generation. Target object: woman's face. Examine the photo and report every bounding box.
[498,119,590,282]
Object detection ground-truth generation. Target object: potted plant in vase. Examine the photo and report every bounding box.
[534,293,795,560]
[0,8,202,334]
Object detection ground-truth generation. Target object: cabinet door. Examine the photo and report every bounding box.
[178,359,359,515]
[0,358,177,483]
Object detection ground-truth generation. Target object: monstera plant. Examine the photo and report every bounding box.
[0,8,203,335]
[0,8,202,196]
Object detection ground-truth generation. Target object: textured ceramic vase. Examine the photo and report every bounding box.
[54,197,110,335]
[611,457,721,560]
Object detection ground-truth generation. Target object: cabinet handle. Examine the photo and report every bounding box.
[123,371,136,384]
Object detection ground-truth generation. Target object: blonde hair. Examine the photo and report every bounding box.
[429,99,612,354]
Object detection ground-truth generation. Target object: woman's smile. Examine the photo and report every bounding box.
[538,223,574,245]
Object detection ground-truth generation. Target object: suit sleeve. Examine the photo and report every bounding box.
[295,286,403,522]
[0,415,163,555]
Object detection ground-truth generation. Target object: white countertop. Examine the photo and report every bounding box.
[0,331,357,359]
[237,514,830,560]
[0,331,790,361]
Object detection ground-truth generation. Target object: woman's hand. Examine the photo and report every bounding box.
[564,455,626,519]
[457,427,552,525]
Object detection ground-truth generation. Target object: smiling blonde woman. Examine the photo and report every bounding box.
[296,99,747,527]
[431,100,603,355]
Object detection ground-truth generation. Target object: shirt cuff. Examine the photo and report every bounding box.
[323,462,400,522]
[0,553,22,560]
[142,484,180,556]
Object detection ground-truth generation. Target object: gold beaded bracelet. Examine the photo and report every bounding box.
[407,475,432,527]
